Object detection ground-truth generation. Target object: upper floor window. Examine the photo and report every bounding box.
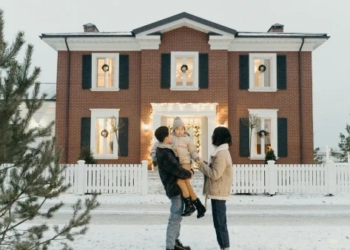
[171,52,199,91]
[249,53,277,92]
[91,53,119,91]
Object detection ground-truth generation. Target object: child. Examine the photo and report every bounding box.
[151,117,206,218]
[154,126,192,250]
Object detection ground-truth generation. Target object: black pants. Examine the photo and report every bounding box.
[211,199,230,248]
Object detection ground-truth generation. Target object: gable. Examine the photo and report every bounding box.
[133,12,236,37]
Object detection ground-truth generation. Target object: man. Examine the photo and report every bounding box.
[154,126,193,250]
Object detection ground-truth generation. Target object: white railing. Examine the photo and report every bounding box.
[233,161,350,195]
[0,161,149,195]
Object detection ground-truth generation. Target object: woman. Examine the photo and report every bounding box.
[196,127,233,250]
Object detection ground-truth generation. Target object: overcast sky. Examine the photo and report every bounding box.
[2,0,349,149]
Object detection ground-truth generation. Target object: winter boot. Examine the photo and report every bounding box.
[181,197,196,216]
[192,198,206,218]
[175,239,191,250]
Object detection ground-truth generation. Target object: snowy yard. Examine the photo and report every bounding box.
[28,193,350,249]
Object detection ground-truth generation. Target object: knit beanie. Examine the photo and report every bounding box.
[172,117,185,130]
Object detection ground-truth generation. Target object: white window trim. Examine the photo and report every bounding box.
[249,53,277,92]
[90,109,120,159]
[170,52,199,91]
[248,109,278,160]
[91,53,120,91]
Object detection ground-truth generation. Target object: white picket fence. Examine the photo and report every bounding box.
[1,160,349,196]
[0,161,149,195]
[233,161,350,195]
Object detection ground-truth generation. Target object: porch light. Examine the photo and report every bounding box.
[181,64,188,73]
[143,124,150,131]
[258,64,266,72]
[102,64,110,72]
[101,129,109,138]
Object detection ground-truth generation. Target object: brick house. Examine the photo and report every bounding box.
[41,12,329,166]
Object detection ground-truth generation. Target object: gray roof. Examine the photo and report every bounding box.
[40,13,328,39]
[132,12,237,35]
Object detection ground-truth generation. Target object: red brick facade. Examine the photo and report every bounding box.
[49,16,325,166]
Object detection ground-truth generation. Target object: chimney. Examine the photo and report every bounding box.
[83,23,99,32]
[268,23,284,33]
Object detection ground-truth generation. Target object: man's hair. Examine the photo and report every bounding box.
[212,127,232,147]
[155,126,169,142]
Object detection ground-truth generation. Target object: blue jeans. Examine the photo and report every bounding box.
[166,195,184,249]
[211,199,230,248]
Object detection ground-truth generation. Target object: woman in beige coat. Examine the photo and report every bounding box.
[197,127,233,250]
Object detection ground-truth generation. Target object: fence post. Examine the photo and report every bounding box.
[141,160,148,195]
[325,146,336,195]
[77,160,86,195]
[267,160,277,195]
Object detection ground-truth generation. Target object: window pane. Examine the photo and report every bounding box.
[256,134,262,154]
[96,118,104,154]
[186,58,193,86]
[254,59,261,88]
[97,59,105,87]
[106,58,114,88]
[264,59,271,87]
[264,119,272,151]
[176,58,183,86]
[106,118,114,154]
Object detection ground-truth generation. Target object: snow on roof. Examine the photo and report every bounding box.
[41,32,133,38]
[27,83,56,100]
[237,32,328,38]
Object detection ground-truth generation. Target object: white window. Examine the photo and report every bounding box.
[91,53,119,91]
[90,109,120,159]
[171,52,199,91]
[249,53,277,92]
[248,109,278,160]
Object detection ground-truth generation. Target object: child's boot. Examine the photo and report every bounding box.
[192,198,206,218]
[182,197,196,216]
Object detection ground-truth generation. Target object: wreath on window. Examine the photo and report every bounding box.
[181,64,188,73]
[101,129,109,138]
[257,130,269,137]
[258,64,266,72]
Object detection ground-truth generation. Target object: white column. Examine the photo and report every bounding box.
[141,160,148,195]
[267,160,277,195]
[77,160,86,195]
[207,114,216,158]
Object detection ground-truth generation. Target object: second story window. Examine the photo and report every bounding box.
[249,53,277,92]
[171,52,199,91]
[92,53,119,91]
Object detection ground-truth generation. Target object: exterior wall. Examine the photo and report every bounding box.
[229,51,313,164]
[140,27,229,165]
[56,51,141,164]
[55,28,315,164]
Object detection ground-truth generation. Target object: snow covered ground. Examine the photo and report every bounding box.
[27,174,350,249]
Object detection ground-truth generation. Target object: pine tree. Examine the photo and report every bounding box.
[313,147,323,164]
[265,147,276,164]
[331,124,350,162]
[0,9,98,249]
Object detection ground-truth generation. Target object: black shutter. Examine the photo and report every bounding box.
[118,117,128,157]
[81,117,91,148]
[278,118,288,157]
[239,118,250,157]
[239,55,249,89]
[199,53,209,88]
[119,55,129,89]
[161,54,171,88]
[82,55,92,89]
[277,55,287,90]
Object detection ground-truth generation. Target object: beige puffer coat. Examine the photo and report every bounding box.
[198,144,233,200]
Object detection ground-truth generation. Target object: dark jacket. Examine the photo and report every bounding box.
[156,146,192,199]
